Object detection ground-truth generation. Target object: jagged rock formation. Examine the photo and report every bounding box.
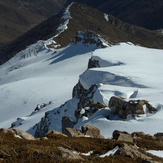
[75,102,107,122]
[73,81,99,109]
[75,30,108,48]
[62,115,75,134]
[109,96,156,119]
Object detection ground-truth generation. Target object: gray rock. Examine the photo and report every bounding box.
[113,130,133,143]
[81,125,104,139]
[115,143,152,160]
[13,129,35,140]
[62,115,75,134]
[109,96,156,119]
[64,128,84,137]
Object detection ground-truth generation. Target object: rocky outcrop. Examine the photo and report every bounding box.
[63,128,85,137]
[73,81,98,109]
[58,147,84,160]
[112,130,133,143]
[0,128,35,140]
[109,96,156,119]
[81,125,104,139]
[63,125,104,138]
[46,130,68,137]
[88,58,100,69]
[62,115,75,134]
[34,112,50,138]
[75,30,108,48]
[115,143,152,161]
[75,102,107,122]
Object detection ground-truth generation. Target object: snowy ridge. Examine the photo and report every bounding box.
[45,3,73,48]
[0,29,106,132]
[30,43,163,138]
[32,44,163,138]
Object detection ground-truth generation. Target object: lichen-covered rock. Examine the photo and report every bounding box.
[81,125,104,139]
[64,128,84,137]
[13,129,35,140]
[109,96,156,119]
[112,130,133,143]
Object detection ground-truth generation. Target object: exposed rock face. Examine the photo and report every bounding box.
[73,81,98,109]
[75,30,108,48]
[62,125,104,138]
[0,128,35,140]
[88,58,100,69]
[58,147,84,160]
[109,96,156,119]
[75,103,107,122]
[63,128,85,137]
[34,113,49,138]
[113,130,133,143]
[115,143,152,160]
[81,125,104,139]
[62,115,75,134]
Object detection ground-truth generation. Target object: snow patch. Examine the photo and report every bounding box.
[147,150,163,158]
[99,146,119,157]
[104,13,109,22]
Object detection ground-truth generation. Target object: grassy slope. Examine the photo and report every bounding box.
[0,2,162,65]
[69,0,163,30]
[0,0,66,45]
[0,132,163,162]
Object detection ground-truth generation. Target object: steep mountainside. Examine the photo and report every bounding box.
[0,0,67,46]
[69,0,163,30]
[0,2,163,65]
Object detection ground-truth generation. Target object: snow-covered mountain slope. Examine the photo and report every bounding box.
[29,43,163,138]
[0,36,105,130]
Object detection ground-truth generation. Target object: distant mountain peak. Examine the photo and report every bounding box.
[0,2,163,65]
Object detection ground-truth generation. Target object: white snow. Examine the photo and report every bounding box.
[44,3,73,48]
[0,41,100,131]
[99,146,119,157]
[81,151,93,156]
[104,13,109,22]
[147,150,163,158]
[76,43,163,138]
[1,38,163,139]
